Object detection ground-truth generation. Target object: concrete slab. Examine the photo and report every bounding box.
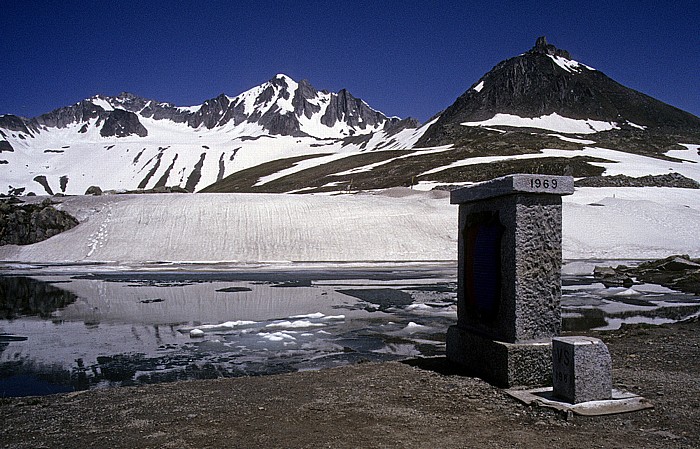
[506,387,653,416]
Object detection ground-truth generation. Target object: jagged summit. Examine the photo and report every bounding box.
[417,37,700,147]
[529,36,572,59]
[0,74,415,141]
[0,74,421,195]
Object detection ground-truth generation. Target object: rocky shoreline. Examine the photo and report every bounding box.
[594,254,700,294]
[1,318,698,448]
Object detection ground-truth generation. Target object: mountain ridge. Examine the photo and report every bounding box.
[0,74,417,140]
[1,38,699,196]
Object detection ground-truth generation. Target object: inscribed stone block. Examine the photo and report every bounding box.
[552,336,612,403]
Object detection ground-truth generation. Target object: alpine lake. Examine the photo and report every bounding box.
[1,261,699,397]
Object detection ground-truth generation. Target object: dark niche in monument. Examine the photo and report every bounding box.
[464,212,504,322]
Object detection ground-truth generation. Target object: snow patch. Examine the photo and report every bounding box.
[547,134,596,145]
[90,97,114,111]
[547,54,596,73]
[461,113,618,134]
[626,121,646,130]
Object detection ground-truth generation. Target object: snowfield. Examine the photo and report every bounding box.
[1,186,699,264]
[461,112,619,134]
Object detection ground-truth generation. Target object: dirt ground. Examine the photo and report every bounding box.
[1,318,699,449]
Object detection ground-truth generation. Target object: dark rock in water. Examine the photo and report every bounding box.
[596,255,700,295]
[593,266,633,288]
[0,198,79,245]
[337,288,414,311]
[85,185,103,196]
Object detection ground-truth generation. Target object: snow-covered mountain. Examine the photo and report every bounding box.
[0,74,419,195]
[2,37,700,196]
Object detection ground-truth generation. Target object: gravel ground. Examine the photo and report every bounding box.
[1,319,699,449]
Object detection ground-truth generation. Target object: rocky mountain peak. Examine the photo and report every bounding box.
[416,37,700,148]
[115,92,144,102]
[270,74,292,89]
[529,36,572,59]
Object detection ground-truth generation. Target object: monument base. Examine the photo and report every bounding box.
[446,325,552,388]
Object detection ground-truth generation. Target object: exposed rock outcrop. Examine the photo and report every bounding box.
[0,198,79,245]
[0,140,14,152]
[530,36,572,59]
[85,185,103,196]
[100,109,148,138]
[595,255,700,294]
[576,173,700,188]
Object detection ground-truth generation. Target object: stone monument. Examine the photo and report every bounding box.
[552,336,613,403]
[447,174,574,387]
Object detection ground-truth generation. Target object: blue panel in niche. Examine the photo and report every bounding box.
[464,214,503,321]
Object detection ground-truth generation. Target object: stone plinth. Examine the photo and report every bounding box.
[552,336,613,403]
[447,174,574,387]
[447,327,551,387]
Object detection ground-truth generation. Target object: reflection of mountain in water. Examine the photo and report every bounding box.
[1,268,699,398]
[0,276,77,319]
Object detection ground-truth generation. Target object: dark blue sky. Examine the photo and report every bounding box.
[2,0,698,122]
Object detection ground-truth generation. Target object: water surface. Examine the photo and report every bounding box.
[1,262,698,397]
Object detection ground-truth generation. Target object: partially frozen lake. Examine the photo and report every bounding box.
[1,262,699,397]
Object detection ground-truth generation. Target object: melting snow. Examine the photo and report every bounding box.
[626,121,646,130]
[260,332,297,342]
[266,320,327,329]
[547,134,596,145]
[461,112,618,134]
[1,184,699,264]
[547,54,595,73]
[90,97,115,111]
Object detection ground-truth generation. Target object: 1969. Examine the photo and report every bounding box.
[529,178,559,189]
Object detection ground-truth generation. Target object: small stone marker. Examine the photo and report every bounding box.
[447,174,574,387]
[552,336,612,404]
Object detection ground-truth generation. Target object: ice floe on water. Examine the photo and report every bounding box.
[0,261,699,396]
